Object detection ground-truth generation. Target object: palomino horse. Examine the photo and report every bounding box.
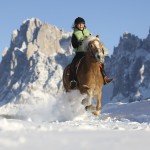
[63,36,105,116]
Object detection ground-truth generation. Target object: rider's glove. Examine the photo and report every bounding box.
[78,40,83,46]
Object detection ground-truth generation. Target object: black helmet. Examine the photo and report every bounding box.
[74,17,85,25]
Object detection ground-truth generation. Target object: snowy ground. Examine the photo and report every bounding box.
[0,90,150,150]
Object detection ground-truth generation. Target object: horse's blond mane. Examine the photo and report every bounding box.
[82,36,98,51]
[82,35,108,56]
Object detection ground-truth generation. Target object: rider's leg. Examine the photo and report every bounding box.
[100,63,113,85]
[70,52,85,88]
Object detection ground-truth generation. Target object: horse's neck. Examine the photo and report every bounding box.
[85,55,99,68]
[85,53,98,63]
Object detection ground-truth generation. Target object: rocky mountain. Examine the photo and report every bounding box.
[0,18,150,104]
[106,29,150,102]
[0,18,73,104]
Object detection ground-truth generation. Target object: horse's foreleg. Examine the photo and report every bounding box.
[85,90,96,112]
[93,91,102,116]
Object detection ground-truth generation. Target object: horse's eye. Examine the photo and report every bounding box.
[90,44,94,48]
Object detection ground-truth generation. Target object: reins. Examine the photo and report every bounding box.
[87,46,95,58]
[76,56,85,75]
[86,39,104,63]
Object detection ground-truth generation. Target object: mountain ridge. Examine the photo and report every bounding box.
[0,18,150,104]
[0,18,73,104]
[107,30,150,102]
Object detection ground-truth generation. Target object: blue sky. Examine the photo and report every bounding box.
[0,0,150,60]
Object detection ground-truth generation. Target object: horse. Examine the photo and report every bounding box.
[63,35,106,116]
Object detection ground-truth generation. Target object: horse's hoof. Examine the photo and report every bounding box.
[85,106,88,111]
[85,105,96,112]
[92,111,100,116]
[70,80,77,89]
[82,98,89,106]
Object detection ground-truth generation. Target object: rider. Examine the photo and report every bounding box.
[70,17,112,88]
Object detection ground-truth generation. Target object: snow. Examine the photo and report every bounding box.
[2,47,9,57]
[0,57,150,150]
[0,89,150,150]
[14,42,27,52]
[12,30,18,37]
[139,64,144,83]
[22,18,41,25]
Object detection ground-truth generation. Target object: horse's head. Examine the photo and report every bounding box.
[83,36,105,63]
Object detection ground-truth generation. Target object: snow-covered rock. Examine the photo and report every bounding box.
[0,18,73,104]
[106,31,150,102]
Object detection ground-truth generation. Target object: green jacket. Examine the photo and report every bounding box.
[72,28,91,52]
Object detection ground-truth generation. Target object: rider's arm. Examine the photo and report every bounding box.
[71,34,80,48]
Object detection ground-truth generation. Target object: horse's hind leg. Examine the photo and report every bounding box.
[82,97,96,112]
[81,98,88,106]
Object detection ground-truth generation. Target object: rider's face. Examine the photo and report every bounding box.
[76,23,85,31]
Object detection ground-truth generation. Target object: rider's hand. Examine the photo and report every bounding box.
[78,40,83,46]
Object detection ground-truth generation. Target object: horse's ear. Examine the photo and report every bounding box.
[96,35,99,38]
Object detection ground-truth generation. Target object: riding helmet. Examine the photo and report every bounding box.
[74,17,85,25]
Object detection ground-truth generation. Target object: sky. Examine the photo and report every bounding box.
[0,0,150,60]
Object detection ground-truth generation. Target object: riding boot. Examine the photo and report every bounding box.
[69,62,77,89]
[100,64,113,85]
[69,66,77,89]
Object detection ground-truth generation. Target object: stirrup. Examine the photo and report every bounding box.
[70,80,77,88]
[104,76,113,84]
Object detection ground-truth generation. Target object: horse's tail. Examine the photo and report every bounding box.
[63,64,71,92]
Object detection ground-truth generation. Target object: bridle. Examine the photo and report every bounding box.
[87,39,104,61]
[87,45,95,58]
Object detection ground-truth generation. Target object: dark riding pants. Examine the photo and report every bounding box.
[70,52,85,81]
